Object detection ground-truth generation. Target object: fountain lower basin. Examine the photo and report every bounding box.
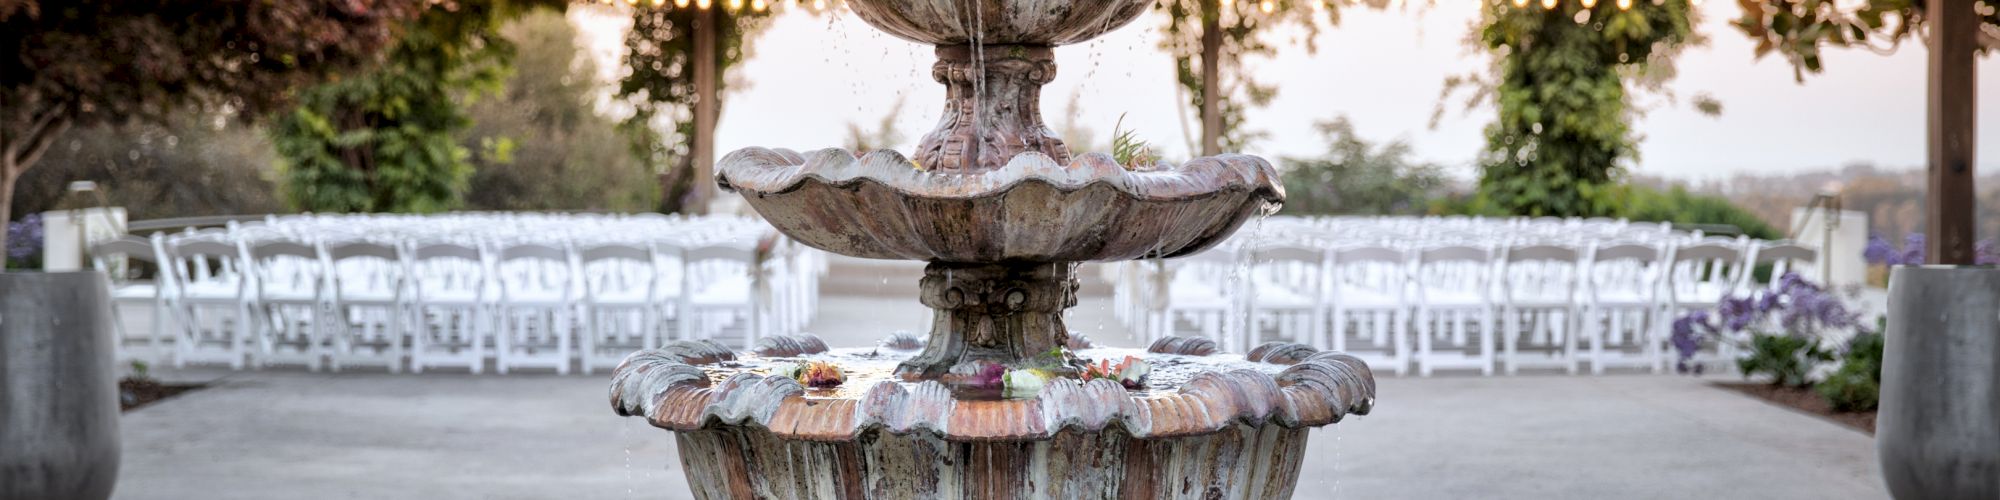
[610,335,1373,498]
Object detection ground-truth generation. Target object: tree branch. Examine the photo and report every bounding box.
[16,116,70,174]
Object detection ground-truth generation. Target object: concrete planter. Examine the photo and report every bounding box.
[1,271,120,500]
[1880,266,2000,499]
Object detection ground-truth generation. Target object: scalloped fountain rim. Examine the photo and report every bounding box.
[716,147,1287,203]
[610,336,1375,443]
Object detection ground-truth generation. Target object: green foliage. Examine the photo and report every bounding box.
[461,10,658,212]
[1737,332,1835,388]
[618,5,777,213]
[1155,0,1342,151]
[1464,1,1698,217]
[11,110,284,220]
[0,0,415,253]
[1279,116,1445,216]
[1734,0,1997,79]
[1819,330,1885,411]
[1109,114,1157,168]
[1621,185,1782,240]
[274,1,551,214]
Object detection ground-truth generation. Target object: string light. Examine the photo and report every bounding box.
[752,0,767,11]
[813,0,825,9]
[675,0,690,7]
[1260,0,1275,13]
[1513,0,1530,7]
[1540,0,1557,8]
[1580,0,1596,7]
[1616,0,1632,9]
[726,0,743,10]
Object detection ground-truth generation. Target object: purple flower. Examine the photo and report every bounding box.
[1899,233,1926,266]
[1977,239,1998,266]
[1670,272,1861,372]
[5,213,43,262]
[1863,234,1895,265]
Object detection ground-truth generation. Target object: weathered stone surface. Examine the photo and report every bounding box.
[609,338,1375,442]
[672,423,1310,500]
[846,0,1153,46]
[752,334,830,358]
[899,262,1079,377]
[715,147,1283,263]
[1148,336,1219,357]
[911,44,1068,173]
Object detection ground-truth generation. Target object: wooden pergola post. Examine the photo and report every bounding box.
[689,4,721,215]
[1926,0,1977,265]
[1199,0,1222,157]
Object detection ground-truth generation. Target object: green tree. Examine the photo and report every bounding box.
[1155,0,1347,154]
[273,1,553,213]
[0,0,416,254]
[461,9,659,212]
[617,4,781,213]
[1457,0,1699,217]
[1279,116,1445,216]
[10,110,285,221]
[1733,0,1996,79]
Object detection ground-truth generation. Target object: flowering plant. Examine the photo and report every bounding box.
[1865,232,1998,266]
[5,213,43,269]
[776,361,845,388]
[1670,272,1864,382]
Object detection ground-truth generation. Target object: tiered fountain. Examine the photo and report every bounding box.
[610,1,1375,497]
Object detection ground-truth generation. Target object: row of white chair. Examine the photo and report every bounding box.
[91,216,821,374]
[1113,234,1816,377]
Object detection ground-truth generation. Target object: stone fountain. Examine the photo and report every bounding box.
[610,1,1375,497]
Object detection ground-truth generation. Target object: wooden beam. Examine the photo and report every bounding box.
[1926,0,1977,265]
[690,5,721,215]
[1199,0,1222,157]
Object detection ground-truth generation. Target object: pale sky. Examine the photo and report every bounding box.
[573,3,2000,182]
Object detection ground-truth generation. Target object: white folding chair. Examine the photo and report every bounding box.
[1327,246,1410,375]
[91,235,171,364]
[1581,244,1665,374]
[244,240,329,371]
[1151,247,1246,351]
[493,243,577,374]
[1412,245,1498,376]
[1665,241,1751,371]
[1498,244,1584,375]
[1747,242,1819,290]
[1245,244,1328,350]
[407,242,490,374]
[165,239,254,369]
[578,244,660,375]
[326,241,407,372]
[679,243,764,348]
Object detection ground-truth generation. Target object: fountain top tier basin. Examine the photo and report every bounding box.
[717,148,1283,262]
[848,0,1154,46]
[611,334,1375,442]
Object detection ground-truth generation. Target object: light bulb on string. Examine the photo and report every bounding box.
[726,0,743,10]
[1260,0,1275,13]
[675,0,690,6]
[695,0,710,8]
[1540,0,1556,8]
[752,0,766,10]
[1512,0,1529,7]
[1616,0,1631,9]
[1581,0,1596,7]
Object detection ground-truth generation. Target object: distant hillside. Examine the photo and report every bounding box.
[1634,164,2000,241]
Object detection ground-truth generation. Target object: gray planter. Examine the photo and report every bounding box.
[1880,266,2000,499]
[1,271,120,500]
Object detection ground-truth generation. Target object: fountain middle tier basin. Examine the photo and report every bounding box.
[610,334,1373,499]
[715,148,1284,262]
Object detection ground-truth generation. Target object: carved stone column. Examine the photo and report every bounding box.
[910,44,1071,173]
[897,262,1079,378]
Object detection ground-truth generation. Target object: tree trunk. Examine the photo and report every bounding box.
[1198,0,1223,158]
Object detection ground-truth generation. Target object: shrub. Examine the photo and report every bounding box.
[1736,333,1834,387]
[5,213,42,270]
[1818,330,1885,411]
[1622,185,1782,240]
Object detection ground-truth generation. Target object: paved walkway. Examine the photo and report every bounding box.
[115,369,1884,499]
[111,278,1886,499]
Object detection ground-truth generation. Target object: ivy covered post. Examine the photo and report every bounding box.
[1470,0,1695,216]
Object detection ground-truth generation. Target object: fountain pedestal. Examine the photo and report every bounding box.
[900,262,1079,377]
